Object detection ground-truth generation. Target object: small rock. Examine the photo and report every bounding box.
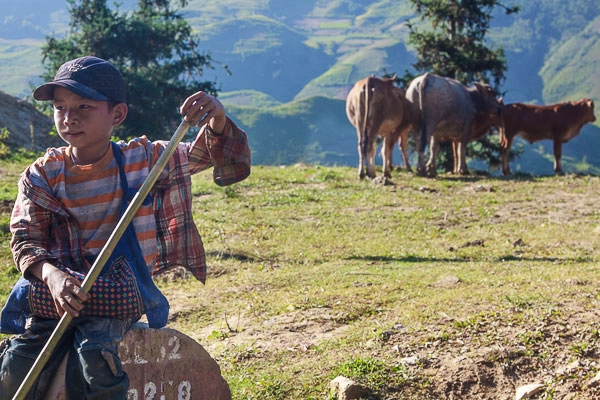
[473,184,495,192]
[515,382,544,400]
[461,239,485,248]
[371,176,393,186]
[329,376,370,400]
[400,356,420,366]
[587,370,600,388]
[434,275,461,288]
[512,238,525,247]
[556,360,579,375]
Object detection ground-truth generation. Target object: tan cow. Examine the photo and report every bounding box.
[499,99,596,175]
[346,75,414,179]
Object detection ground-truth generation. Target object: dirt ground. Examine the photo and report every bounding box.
[184,298,600,399]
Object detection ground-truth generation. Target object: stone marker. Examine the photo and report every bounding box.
[44,323,231,400]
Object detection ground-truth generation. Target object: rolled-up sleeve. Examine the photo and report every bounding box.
[188,117,251,186]
[10,187,56,276]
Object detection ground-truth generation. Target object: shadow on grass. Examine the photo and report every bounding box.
[206,250,257,263]
[345,254,594,263]
[420,171,599,183]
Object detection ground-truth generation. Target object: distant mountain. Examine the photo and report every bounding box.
[1,0,599,175]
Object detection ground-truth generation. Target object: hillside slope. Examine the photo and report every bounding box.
[0,90,62,152]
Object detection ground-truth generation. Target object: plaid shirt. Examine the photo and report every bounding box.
[10,118,250,284]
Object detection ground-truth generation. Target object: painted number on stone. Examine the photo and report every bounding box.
[159,335,182,361]
[126,380,191,400]
[177,381,191,400]
[120,335,182,364]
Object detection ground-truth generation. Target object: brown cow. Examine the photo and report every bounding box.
[500,99,596,175]
[346,76,414,179]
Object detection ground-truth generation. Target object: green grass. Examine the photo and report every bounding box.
[2,162,600,398]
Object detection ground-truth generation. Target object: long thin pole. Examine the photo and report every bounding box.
[12,120,191,400]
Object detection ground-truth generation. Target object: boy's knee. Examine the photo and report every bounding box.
[79,348,129,396]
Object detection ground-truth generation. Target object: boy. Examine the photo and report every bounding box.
[0,56,250,399]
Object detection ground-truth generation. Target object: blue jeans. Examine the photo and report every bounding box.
[0,316,135,400]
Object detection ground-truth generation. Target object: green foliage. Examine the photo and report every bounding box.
[40,0,218,140]
[0,125,51,163]
[406,0,517,87]
[570,342,594,358]
[334,356,409,395]
[0,127,8,158]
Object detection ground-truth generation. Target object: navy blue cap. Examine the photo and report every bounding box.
[33,56,127,103]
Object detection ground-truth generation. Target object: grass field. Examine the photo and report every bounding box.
[1,161,600,399]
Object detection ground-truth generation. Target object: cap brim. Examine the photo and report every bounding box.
[33,80,111,102]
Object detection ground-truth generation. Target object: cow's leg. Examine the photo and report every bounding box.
[456,140,470,175]
[501,135,515,176]
[417,147,427,176]
[366,135,378,179]
[553,140,564,175]
[358,138,365,179]
[426,135,438,177]
[382,134,395,178]
[452,140,459,174]
[398,128,412,172]
[416,125,428,176]
[356,132,365,179]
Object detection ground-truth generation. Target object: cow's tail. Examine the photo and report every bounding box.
[360,77,372,158]
[417,74,428,153]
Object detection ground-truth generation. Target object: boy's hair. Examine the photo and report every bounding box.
[33,56,127,104]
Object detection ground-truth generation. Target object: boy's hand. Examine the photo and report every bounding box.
[180,91,227,134]
[41,264,88,317]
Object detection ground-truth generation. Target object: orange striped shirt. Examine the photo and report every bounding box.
[46,139,159,269]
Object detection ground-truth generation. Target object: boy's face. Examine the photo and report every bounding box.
[52,86,127,154]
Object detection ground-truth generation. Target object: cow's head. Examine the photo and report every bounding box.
[473,83,503,118]
[584,98,596,123]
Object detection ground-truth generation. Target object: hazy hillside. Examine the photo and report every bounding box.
[0,0,599,174]
[4,0,598,104]
[229,96,351,166]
